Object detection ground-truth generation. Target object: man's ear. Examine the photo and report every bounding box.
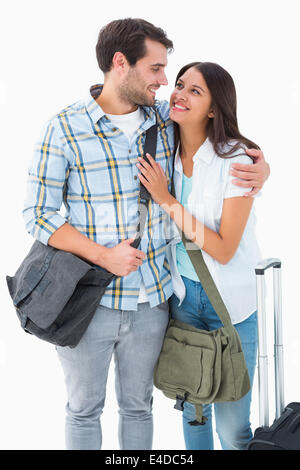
[112,51,129,72]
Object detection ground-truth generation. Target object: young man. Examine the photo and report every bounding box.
[23,18,270,450]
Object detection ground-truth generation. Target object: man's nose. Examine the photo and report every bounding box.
[159,71,168,86]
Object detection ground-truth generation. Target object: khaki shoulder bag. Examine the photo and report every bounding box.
[154,188,250,425]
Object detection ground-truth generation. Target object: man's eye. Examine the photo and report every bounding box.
[152,68,160,72]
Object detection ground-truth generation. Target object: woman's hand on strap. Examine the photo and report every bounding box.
[136,153,172,206]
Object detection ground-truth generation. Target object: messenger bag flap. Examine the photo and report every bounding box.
[12,248,100,329]
[6,240,56,306]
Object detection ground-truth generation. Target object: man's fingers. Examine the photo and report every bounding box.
[232,178,258,188]
[245,148,264,160]
[230,169,256,180]
[243,187,260,197]
[123,237,146,259]
[132,247,146,260]
[123,236,136,245]
[230,162,257,173]
[135,252,146,261]
[134,257,143,266]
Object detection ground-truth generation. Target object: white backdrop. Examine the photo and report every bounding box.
[0,0,299,450]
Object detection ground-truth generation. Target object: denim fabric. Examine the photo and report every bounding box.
[169,275,258,450]
[56,301,169,450]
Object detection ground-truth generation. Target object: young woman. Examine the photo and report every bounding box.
[136,62,262,450]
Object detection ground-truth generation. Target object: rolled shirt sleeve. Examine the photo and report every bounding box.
[224,153,261,199]
[23,119,69,245]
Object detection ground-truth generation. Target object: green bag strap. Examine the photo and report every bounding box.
[181,233,233,328]
[175,396,208,426]
[171,167,233,329]
[187,404,208,426]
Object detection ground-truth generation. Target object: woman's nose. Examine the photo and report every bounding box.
[175,90,187,101]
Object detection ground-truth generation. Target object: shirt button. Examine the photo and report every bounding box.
[134,175,138,180]
[112,127,117,132]
[128,149,132,154]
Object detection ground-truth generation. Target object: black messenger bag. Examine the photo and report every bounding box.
[6,122,157,348]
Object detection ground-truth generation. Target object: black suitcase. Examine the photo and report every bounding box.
[247,259,300,450]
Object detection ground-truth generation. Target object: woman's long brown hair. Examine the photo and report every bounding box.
[173,62,260,159]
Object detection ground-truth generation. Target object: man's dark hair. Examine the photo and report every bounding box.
[96,18,173,73]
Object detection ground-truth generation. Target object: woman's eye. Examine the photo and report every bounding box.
[175,83,183,89]
[192,89,200,95]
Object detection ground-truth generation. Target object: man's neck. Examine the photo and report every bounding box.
[95,82,138,115]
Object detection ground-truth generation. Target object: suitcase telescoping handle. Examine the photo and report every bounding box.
[255,258,284,427]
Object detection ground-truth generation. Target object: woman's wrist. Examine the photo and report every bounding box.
[160,193,177,214]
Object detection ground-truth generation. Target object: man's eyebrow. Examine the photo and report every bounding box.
[177,78,205,93]
[151,63,166,67]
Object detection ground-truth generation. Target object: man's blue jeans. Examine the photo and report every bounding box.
[56,301,169,450]
[169,276,258,450]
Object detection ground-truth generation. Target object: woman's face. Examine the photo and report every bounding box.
[169,67,214,127]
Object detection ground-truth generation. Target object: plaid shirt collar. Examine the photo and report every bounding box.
[84,84,158,126]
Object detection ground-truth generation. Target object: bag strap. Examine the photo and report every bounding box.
[171,159,233,328]
[131,119,157,249]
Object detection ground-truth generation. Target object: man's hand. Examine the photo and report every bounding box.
[100,237,146,277]
[230,148,270,197]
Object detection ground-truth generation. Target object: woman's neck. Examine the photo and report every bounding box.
[179,125,207,160]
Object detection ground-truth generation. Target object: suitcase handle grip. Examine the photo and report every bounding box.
[255,258,281,275]
[255,257,284,427]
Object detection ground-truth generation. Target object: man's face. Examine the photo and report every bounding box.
[118,38,168,107]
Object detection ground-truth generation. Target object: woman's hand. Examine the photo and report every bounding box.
[136,153,171,206]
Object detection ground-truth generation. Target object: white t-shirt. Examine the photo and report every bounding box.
[106,108,148,303]
[106,108,145,143]
[166,138,262,324]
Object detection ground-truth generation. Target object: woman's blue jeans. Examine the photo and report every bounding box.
[169,276,258,450]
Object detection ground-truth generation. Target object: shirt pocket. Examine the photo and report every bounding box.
[198,190,223,229]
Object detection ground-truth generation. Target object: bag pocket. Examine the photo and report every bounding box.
[154,336,215,399]
[199,347,216,398]
[231,351,250,400]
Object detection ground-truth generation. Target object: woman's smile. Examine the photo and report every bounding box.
[172,102,189,112]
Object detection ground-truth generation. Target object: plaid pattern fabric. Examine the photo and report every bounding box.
[23,85,175,310]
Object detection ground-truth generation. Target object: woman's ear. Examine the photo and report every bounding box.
[208,109,214,118]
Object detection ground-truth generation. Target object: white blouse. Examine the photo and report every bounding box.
[166,138,262,325]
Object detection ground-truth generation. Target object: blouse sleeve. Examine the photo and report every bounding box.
[224,153,260,199]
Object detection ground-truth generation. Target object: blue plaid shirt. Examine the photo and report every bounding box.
[23,85,175,310]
